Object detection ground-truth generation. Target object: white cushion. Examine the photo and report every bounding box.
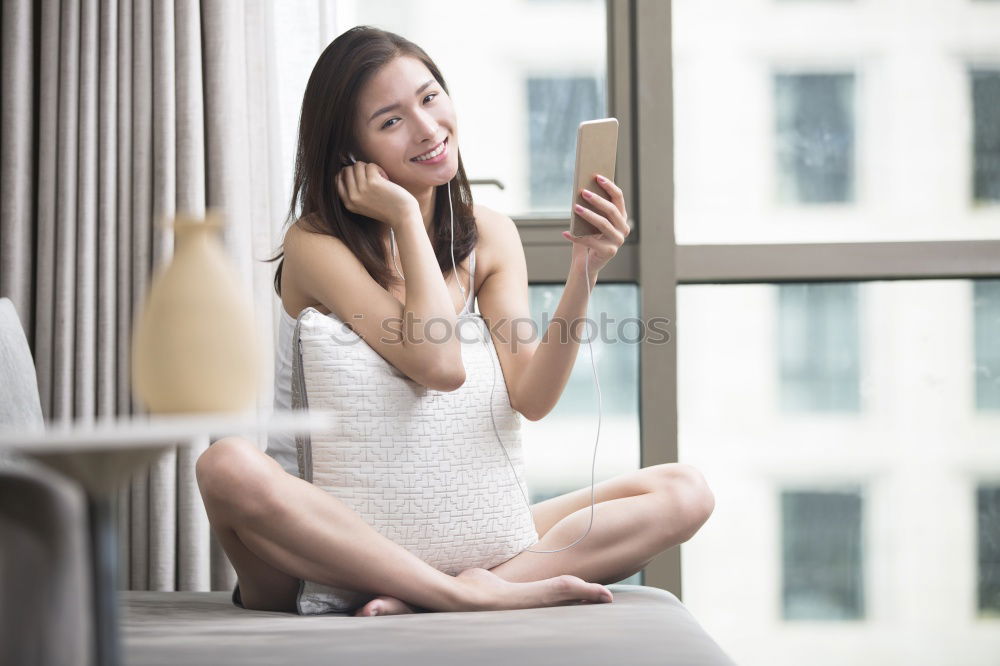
[290,307,539,615]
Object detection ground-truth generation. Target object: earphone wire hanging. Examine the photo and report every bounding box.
[448,180,598,553]
[393,179,599,553]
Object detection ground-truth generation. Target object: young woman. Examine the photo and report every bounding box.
[195,26,715,617]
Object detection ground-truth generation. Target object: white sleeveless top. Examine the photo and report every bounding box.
[265,249,477,476]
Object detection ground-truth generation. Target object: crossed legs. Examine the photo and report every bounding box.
[196,438,714,615]
[356,462,715,616]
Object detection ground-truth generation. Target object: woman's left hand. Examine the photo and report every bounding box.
[561,174,630,279]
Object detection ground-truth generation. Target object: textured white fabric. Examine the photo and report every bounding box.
[265,249,477,478]
[288,252,539,615]
[263,306,298,477]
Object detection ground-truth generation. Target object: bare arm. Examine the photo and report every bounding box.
[474,206,595,421]
[477,173,629,420]
[391,215,465,387]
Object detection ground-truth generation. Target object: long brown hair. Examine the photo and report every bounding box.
[265,26,478,297]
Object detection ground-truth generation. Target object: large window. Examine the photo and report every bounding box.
[672,6,1000,661]
[679,280,1000,664]
[673,1,1000,244]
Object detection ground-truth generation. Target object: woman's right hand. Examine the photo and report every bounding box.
[336,161,420,229]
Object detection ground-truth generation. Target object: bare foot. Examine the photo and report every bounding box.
[453,568,614,612]
[354,595,419,617]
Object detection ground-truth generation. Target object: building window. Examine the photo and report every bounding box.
[778,283,861,412]
[781,489,865,621]
[526,76,604,210]
[978,485,1000,616]
[775,73,855,204]
[971,69,1000,203]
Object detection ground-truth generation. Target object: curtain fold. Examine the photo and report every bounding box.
[0,0,36,327]
[0,0,284,594]
[128,0,153,592]
[175,0,211,593]
[75,0,98,423]
[147,0,179,594]
[114,0,135,592]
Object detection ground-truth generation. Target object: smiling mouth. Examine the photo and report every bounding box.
[411,137,448,162]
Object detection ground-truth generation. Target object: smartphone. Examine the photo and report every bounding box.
[570,118,619,237]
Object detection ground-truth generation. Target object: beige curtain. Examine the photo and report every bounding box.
[0,0,284,593]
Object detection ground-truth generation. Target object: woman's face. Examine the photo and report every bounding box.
[353,55,459,191]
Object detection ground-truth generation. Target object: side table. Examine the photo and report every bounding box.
[0,409,331,666]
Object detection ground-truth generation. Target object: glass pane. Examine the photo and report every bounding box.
[523,283,642,584]
[271,0,342,227]
[778,283,860,412]
[672,1,1000,243]
[329,0,607,217]
[974,280,1000,410]
[678,280,1000,664]
[528,77,606,210]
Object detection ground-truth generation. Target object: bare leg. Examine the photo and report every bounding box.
[354,464,714,616]
[355,496,664,617]
[196,438,614,614]
[490,463,714,584]
[489,493,688,585]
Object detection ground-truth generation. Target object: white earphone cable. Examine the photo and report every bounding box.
[393,180,599,552]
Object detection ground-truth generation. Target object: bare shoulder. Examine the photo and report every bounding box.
[280,216,354,317]
[284,214,332,248]
[472,202,514,236]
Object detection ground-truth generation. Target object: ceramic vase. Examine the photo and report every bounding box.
[131,210,259,413]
